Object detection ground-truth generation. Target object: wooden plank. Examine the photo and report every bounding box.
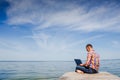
[59,72,120,80]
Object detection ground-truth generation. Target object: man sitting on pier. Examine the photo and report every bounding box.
[75,44,100,74]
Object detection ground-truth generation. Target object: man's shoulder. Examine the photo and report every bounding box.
[88,50,95,54]
[89,50,100,56]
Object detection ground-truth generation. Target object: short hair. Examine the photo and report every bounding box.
[86,44,93,48]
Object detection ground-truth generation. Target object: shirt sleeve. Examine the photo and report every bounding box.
[96,54,100,66]
[85,53,92,66]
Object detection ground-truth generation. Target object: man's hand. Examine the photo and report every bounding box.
[80,64,84,66]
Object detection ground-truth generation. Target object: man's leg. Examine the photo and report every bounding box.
[75,66,93,74]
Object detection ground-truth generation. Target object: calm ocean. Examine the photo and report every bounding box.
[0,59,120,80]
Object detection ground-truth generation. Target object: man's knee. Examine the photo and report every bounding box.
[76,66,84,70]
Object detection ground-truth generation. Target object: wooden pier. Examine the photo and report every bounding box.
[59,72,120,80]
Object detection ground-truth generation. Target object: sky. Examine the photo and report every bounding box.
[0,0,120,61]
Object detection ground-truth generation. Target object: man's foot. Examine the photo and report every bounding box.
[76,70,84,74]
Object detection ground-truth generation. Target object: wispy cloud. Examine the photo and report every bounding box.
[0,38,33,53]
[6,0,120,51]
[112,40,120,48]
[23,31,104,54]
[0,38,44,60]
[68,34,104,47]
[2,0,120,60]
[0,39,21,50]
[31,32,72,53]
[6,0,120,32]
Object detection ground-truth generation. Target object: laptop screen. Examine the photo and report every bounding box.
[74,59,82,66]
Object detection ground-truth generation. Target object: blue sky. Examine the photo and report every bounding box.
[0,0,120,61]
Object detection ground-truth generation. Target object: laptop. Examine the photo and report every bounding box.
[74,59,82,66]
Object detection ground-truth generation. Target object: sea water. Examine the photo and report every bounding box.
[0,59,120,80]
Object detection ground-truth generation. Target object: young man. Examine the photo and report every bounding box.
[75,44,100,74]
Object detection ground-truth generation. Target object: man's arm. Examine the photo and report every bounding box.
[80,53,91,66]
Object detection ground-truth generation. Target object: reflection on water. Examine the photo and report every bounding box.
[0,59,120,80]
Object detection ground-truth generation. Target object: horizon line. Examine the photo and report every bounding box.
[0,59,120,62]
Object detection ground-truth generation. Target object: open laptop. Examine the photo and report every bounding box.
[74,59,89,69]
[74,59,82,66]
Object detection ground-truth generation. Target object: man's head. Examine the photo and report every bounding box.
[86,44,93,52]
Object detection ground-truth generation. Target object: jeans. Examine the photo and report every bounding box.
[75,66,98,74]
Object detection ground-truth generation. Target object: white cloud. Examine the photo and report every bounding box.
[68,34,104,47]
[0,38,49,60]
[6,0,120,32]
[112,40,120,48]
[3,0,120,60]
[31,32,71,53]
[25,31,104,55]
[0,38,34,54]
[6,0,118,53]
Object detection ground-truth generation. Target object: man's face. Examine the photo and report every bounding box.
[86,46,90,52]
